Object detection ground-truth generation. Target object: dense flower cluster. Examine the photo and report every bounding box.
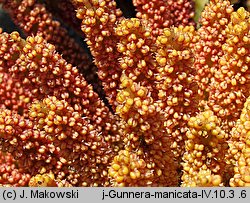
[182,110,228,186]
[0,0,102,95]
[0,151,30,187]
[0,0,249,187]
[133,0,195,38]
[229,96,250,187]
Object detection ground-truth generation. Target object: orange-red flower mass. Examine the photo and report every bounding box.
[0,0,249,187]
